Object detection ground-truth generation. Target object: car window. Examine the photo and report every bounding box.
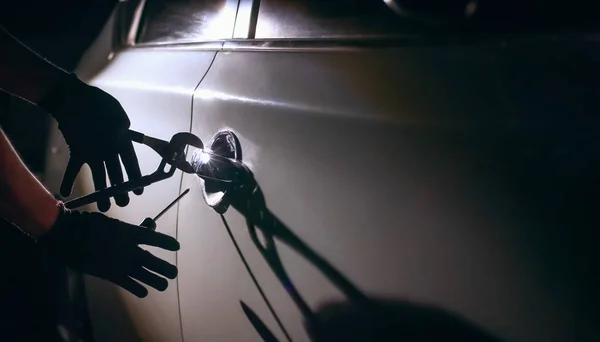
[137,0,240,44]
[254,0,414,39]
[254,0,600,39]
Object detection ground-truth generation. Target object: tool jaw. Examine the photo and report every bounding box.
[190,130,253,214]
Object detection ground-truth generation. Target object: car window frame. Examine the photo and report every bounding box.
[113,0,599,52]
[115,0,250,48]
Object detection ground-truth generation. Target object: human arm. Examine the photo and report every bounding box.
[0,26,143,211]
[1,128,179,297]
[0,128,59,237]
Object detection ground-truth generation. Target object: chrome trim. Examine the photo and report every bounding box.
[222,34,599,51]
[247,0,261,39]
[220,36,503,52]
[127,0,146,46]
[223,37,427,51]
[113,0,147,49]
[128,40,225,51]
[232,0,253,39]
[123,33,600,52]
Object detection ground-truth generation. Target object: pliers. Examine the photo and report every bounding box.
[65,129,203,209]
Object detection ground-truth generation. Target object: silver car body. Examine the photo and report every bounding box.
[42,1,597,341]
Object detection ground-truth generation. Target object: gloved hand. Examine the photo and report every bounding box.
[38,203,180,298]
[38,73,143,212]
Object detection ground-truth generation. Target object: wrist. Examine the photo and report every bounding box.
[0,129,61,238]
[29,199,61,238]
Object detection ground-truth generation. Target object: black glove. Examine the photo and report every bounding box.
[38,204,180,298]
[39,74,143,212]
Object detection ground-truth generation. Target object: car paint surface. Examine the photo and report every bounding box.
[181,44,598,342]
[65,7,600,342]
[71,17,220,339]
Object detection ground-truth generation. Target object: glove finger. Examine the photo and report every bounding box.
[138,249,178,279]
[105,154,130,207]
[89,160,111,212]
[130,225,180,251]
[130,266,169,292]
[120,140,144,196]
[112,276,148,298]
[60,157,83,197]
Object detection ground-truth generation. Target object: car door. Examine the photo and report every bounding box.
[53,1,240,341]
[58,1,599,341]
[178,1,599,342]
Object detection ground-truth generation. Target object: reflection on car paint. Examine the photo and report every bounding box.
[138,0,239,44]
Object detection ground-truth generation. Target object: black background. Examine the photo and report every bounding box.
[0,2,117,340]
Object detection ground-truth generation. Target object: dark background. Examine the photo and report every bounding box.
[0,0,117,174]
[1,1,600,341]
[0,2,117,340]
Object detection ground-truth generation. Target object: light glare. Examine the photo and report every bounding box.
[200,151,211,164]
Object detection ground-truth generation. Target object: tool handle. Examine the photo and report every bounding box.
[128,129,146,144]
[153,188,190,221]
[128,129,172,159]
[139,217,157,231]
[65,175,154,209]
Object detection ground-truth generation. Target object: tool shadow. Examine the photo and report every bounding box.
[227,182,501,342]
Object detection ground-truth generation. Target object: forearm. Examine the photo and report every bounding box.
[0,128,59,237]
[0,26,66,103]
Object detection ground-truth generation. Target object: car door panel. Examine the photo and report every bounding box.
[65,3,598,340]
[75,46,219,342]
[179,43,598,342]
[177,188,292,341]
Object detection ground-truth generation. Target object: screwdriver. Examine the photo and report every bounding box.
[139,188,190,231]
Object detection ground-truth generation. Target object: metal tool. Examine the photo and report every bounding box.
[65,130,203,209]
[139,188,190,231]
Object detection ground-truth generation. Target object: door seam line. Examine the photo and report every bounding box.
[175,46,222,342]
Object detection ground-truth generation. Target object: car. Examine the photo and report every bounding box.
[44,0,599,341]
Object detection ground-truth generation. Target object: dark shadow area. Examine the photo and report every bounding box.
[308,298,500,342]
[0,0,117,71]
[0,218,141,342]
[220,172,500,342]
[1,4,140,340]
[82,276,143,342]
[0,218,63,341]
[240,301,280,342]
[0,93,50,176]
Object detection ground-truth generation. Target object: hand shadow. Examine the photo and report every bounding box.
[307,298,500,342]
[221,172,501,342]
[241,296,500,342]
